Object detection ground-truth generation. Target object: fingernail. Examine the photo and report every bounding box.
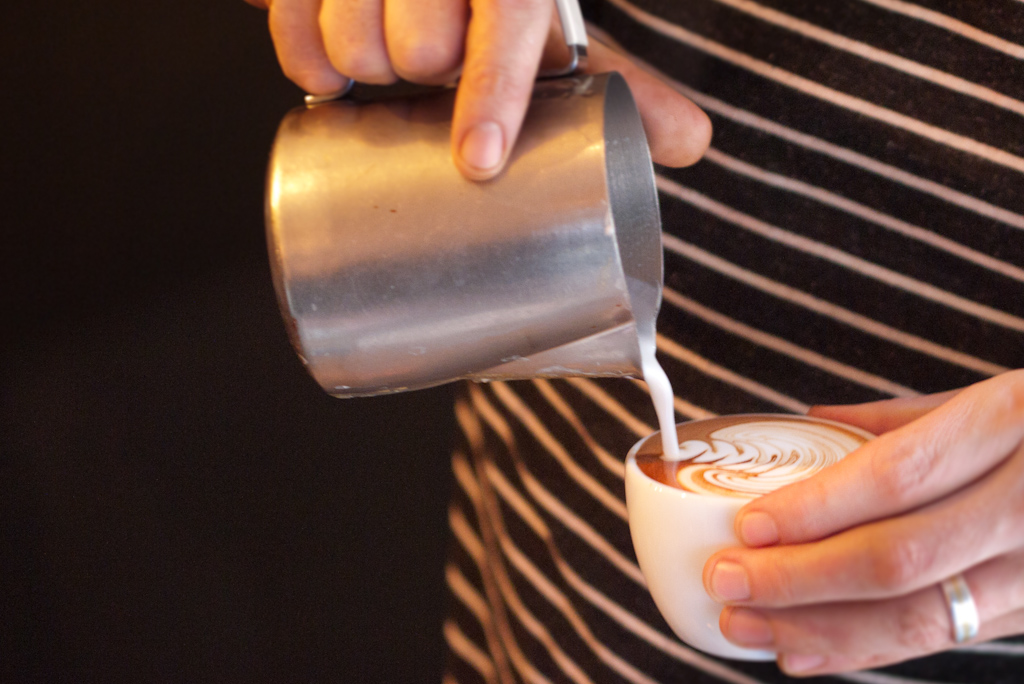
[782,653,826,674]
[723,608,773,646]
[738,511,779,547]
[709,561,751,602]
[459,122,504,173]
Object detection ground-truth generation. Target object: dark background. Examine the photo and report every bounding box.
[2,2,456,682]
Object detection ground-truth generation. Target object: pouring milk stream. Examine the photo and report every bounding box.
[641,337,680,459]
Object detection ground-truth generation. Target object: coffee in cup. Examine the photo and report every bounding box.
[625,414,873,660]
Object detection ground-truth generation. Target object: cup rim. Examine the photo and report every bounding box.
[625,412,875,497]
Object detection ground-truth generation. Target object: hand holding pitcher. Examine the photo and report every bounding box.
[243,0,711,178]
[707,370,1024,675]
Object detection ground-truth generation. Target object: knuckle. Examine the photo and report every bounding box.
[773,610,845,654]
[319,20,396,84]
[792,477,834,540]
[333,49,396,84]
[869,437,936,506]
[869,537,934,593]
[896,603,949,652]
[391,39,461,81]
[757,556,799,605]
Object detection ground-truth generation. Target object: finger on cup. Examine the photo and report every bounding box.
[736,371,1024,548]
[707,441,1024,609]
[720,551,1024,675]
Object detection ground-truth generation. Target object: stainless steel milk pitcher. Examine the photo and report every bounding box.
[265,6,663,397]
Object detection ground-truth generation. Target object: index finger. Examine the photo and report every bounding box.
[451,0,551,180]
[736,370,1024,547]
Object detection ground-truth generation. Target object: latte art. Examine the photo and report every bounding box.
[634,415,871,498]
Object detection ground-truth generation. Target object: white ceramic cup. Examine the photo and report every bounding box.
[624,414,874,660]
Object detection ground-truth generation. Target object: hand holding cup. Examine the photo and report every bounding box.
[706,370,1024,675]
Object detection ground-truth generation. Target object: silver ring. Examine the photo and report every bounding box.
[940,573,979,643]
[304,79,355,107]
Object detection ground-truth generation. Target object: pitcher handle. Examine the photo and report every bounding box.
[538,0,589,78]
